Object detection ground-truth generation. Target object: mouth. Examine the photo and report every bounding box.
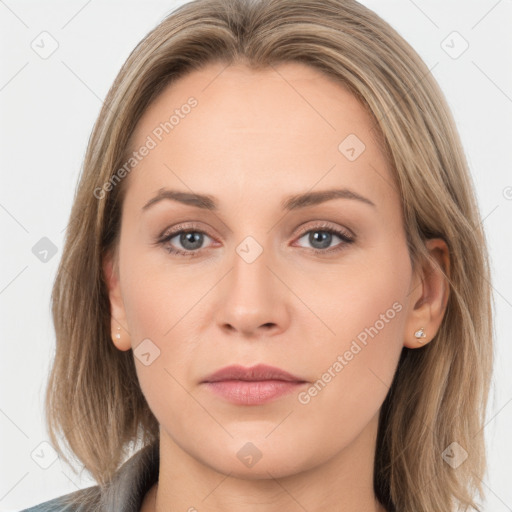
[201,364,308,405]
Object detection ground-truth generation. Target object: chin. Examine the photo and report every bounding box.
[198,438,320,480]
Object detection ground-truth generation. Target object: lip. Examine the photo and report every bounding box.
[201,364,308,405]
[202,364,306,383]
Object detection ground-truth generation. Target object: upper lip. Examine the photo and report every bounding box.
[202,364,307,383]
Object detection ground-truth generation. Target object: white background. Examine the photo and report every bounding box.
[0,1,511,510]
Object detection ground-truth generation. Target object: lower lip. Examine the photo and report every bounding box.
[203,380,306,405]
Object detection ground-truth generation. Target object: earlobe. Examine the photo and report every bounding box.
[403,238,451,349]
[102,250,132,352]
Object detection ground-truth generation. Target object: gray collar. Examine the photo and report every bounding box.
[100,442,160,511]
[21,443,160,512]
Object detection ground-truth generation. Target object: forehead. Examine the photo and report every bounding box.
[124,61,394,208]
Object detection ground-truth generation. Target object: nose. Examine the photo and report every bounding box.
[215,245,290,338]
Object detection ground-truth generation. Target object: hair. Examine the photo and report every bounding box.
[45,0,493,510]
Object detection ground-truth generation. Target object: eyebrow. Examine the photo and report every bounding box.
[141,187,376,212]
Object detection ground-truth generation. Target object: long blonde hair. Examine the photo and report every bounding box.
[46,0,493,510]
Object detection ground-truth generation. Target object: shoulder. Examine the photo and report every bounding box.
[19,442,159,512]
[18,485,101,511]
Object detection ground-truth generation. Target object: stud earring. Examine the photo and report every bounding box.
[414,327,426,341]
[115,325,121,340]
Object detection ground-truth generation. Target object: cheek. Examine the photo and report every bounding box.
[297,246,410,433]
[118,248,211,418]
[120,262,203,437]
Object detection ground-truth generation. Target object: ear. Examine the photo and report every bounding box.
[403,238,450,349]
[103,248,131,351]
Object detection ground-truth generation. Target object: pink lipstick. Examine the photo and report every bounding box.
[202,364,308,405]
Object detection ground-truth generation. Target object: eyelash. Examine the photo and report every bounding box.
[155,222,355,258]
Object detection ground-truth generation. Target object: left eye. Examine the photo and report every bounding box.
[295,227,354,252]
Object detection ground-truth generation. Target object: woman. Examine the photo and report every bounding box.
[22,0,493,510]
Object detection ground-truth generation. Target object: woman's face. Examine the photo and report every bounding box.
[106,61,422,478]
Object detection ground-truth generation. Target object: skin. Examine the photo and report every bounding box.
[103,61,450,512]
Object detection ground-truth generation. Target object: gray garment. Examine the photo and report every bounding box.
[20,442,159,512]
